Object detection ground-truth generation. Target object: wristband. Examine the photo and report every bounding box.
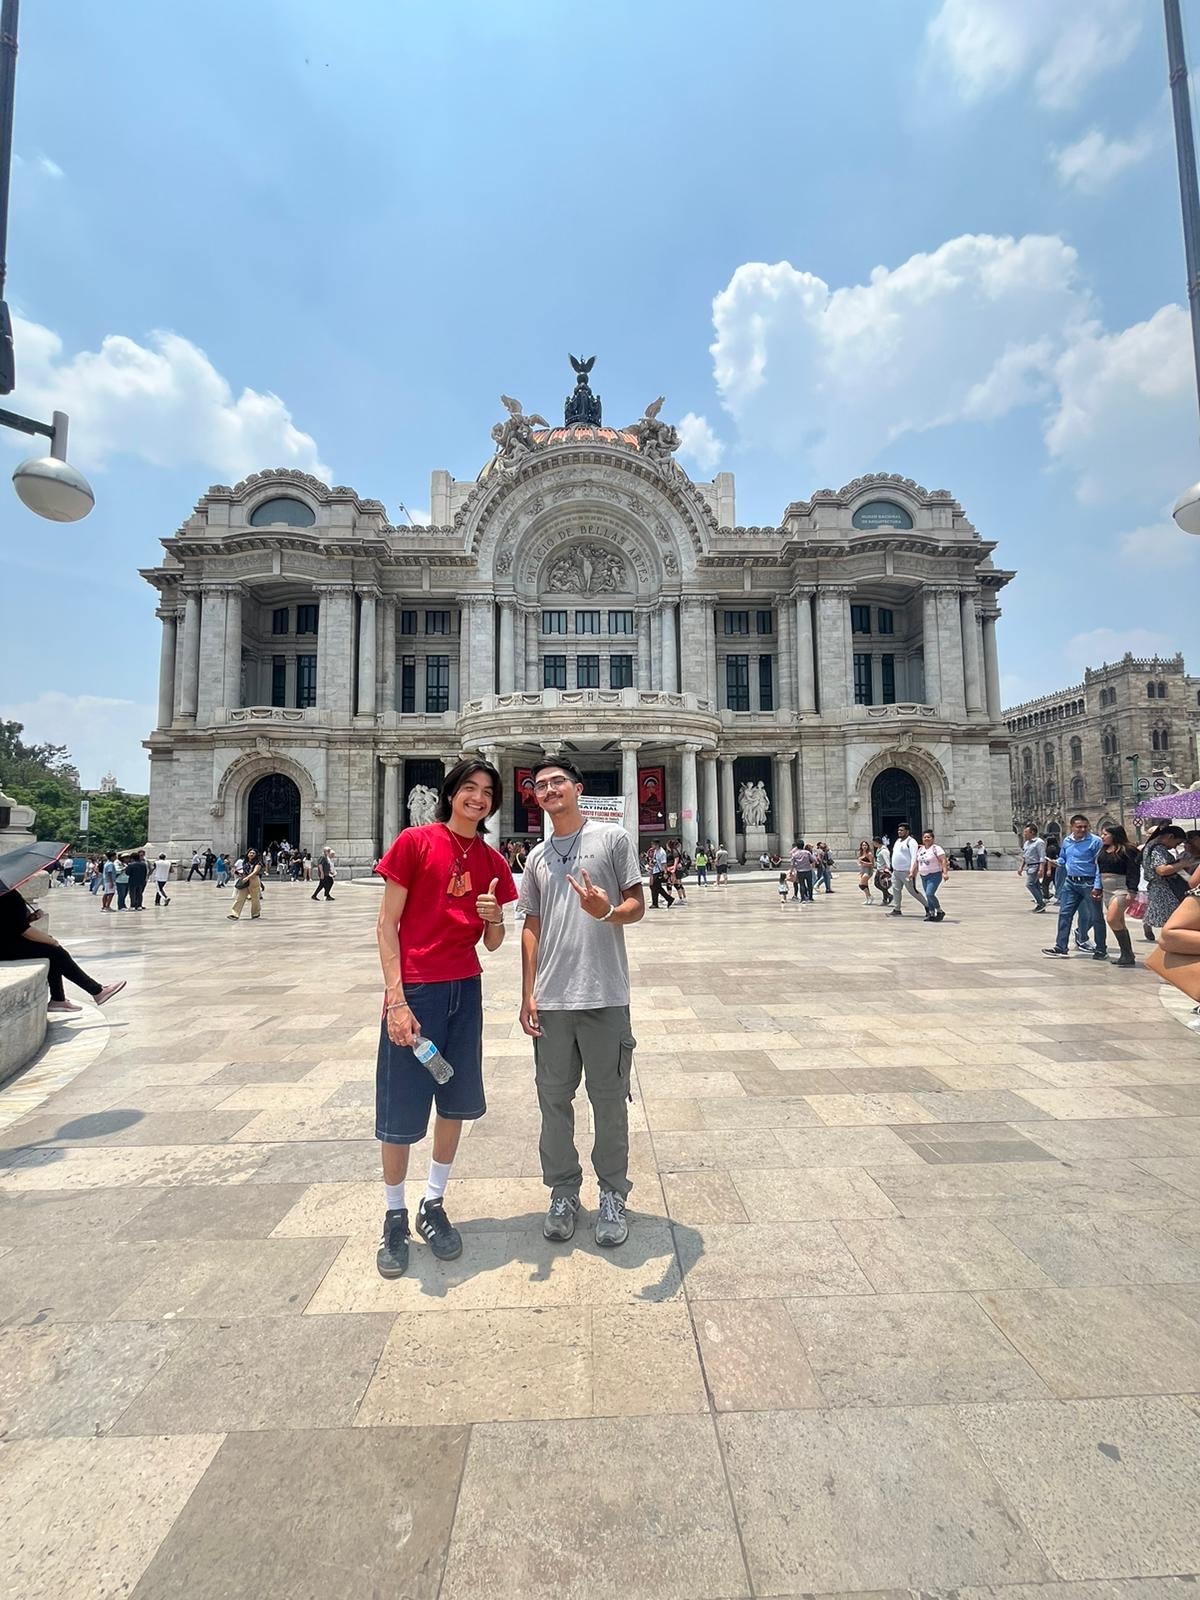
[385,1002,410,1013]
[601,906,616,922]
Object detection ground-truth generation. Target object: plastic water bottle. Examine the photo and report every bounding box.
[413,1034,454,1084]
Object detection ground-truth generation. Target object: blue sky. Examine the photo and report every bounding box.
[3,0,1198,788]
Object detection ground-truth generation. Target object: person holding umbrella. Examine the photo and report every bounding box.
[0,843,126,1013]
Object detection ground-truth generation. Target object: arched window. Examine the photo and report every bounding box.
[1023,781,1033,810]
[1044,742,1055,769]
[1045,780,1057,804]
[1070,737,1082,765]
[1022,748,1033,775]
[1101,728,1119,758]
[1071,777,1085,803]
[1157,681,1167,699]
[1147,682,1157,699]
[1151,727,1171,752]
[248,496,317,528]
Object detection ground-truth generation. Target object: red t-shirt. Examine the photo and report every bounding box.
[376,823,519,983]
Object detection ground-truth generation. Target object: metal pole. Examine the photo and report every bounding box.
[0,0,17,394]
[0,0,17,305]
[1166,0,1200,425]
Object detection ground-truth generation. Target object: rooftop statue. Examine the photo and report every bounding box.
[628,395,681,473]
[565,354,603,425]
[490,394,549,470]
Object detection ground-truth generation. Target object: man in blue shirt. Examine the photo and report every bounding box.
[1043,813,1106,959]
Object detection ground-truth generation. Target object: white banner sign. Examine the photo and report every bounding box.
[78,800,90,832]
[543,795,627,835]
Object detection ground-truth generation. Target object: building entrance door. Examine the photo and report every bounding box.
[246,774,301,853]
[871,768,921,841]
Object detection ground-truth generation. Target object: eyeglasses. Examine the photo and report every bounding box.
[533,776,572,794]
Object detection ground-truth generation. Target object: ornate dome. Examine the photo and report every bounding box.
[477,422,640,481]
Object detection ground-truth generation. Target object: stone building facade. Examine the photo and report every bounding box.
[1004,652,1200,831]
[141,372,1015,867]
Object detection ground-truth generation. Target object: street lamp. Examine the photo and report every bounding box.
[1166,0,1200,535]
[0,0,93,522]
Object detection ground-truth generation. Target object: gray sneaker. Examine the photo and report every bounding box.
[595,1189,628,1248]
[544,1194,580,1241]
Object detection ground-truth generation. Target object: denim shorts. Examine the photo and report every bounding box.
[375,976,485,1145]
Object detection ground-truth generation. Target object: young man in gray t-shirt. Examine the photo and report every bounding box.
[517,759,646,1248]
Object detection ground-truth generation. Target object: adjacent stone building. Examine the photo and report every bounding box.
[1004,652,1200,830]
[141,363,1016,867]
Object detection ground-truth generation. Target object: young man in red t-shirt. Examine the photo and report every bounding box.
[374,758,518,1278]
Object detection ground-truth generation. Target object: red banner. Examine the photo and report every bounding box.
[638,765,666,828]
[513,769,542,834]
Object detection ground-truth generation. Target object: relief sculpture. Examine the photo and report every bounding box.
[545,542,628,594]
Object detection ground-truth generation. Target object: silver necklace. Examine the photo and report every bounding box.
[548,823,585,863]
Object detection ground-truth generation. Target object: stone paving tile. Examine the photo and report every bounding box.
[728,1165,899,1220]
[0,1187,159,1244]
[1126,1084,1200,1117]
[865,1159,1188,1216]
[787,1291,1050,1405]
[957,1396,1200,1579]
[0,1322,191,1439]
[660,1168,750,1223]
[719,1406,1052,1593]
[0,1242,163,1325]
[113,1183,310,1240]
[1011,1118,1200,1162]
[804,1091,939,1126]
[992,1210,1200,1286]
[676,1220,872,1300]
[111,1314,392,1433]
[439,1415,748,1600]
[975,1286,1200,1396]
[0,1432,223,1600]
[693,1298,823,1411]
[833,1217,1054,1292]
[1014,1088,1166,1121]
[1132,1156,1200,1200]
[128,1426,467,1599]
[111,1237,343,1319]
[773,1124,929,1166]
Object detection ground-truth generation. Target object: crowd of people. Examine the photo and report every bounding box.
[1017,812,1200,971]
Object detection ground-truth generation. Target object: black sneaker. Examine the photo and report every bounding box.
[1042,948,1070,957]
[376,1208,410,1279]
[934,909,945,922]
[416,1197,462,1260]
[1092,949,1108,961]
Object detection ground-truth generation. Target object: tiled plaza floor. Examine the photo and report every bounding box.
[2,869,1199,1599]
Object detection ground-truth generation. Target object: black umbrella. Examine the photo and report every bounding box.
[0,841,70,894]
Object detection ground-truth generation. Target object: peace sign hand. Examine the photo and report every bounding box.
[476,877,503,925]
[565,869,611,920]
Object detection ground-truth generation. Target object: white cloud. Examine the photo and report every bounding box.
[1062,628,1179,678]
[6,316,330,483]
[926,0,1142,110]
[400,504,431,526]
[710,234,1089,479]
[1045,304,1195,507]
[0,692,155,793]
[708,236,1195,518]
[14,153,65,180]
[676,412,724,473]
[1051,127,1155,192]
[1115,519,1200,564]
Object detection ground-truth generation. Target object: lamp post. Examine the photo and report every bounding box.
[1166,0,1200,535]
[0,0,93,521]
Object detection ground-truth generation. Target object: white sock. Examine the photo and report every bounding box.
[384,1181,406,1213]
[425,1158,453,1204]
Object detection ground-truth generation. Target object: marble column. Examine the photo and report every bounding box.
[982,610,1002,720]
[637,608,652,691]
[498,598,517,694]
[816,587,852,711]
[196,587,229,720]
[356,590,377,718]
[443,753,460,773]
[382,756,401,846]
[700,752,719,848]
[156,609,178,729]
[380,597,396,714]
[921,587,942,708]
[468,598,495,698]
[961,589,984,713]
[705,606,718,710]
[223,586,243,712]
[660,602,678,692]
[620,739,641,851]
[524,607,539,692]
[936,587,967,714]
[172,605,187,719]
[179,590,201,720]
[680,743,700,856]
[794,590,816,713]
[777,600,794,712]
[775,750,796,848]
[719,754,738,858]
[319,586,355,716]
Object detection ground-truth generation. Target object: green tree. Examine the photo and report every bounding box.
[0,720,148,851]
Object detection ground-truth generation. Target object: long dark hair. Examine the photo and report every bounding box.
[436,758,503,834]
[1101,823,1130,850]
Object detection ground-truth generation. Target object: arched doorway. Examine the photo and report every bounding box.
[871,768,921,841]
[246,774,301,853]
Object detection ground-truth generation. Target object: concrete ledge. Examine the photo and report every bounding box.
[0,960,49,1087]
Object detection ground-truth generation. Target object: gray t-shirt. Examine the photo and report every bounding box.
[517,821,642,1010]
[1021,837,1046,869]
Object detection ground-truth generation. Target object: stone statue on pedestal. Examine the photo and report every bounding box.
[565,355,602,425]
[738,780,770,831]
[406,784,438,829]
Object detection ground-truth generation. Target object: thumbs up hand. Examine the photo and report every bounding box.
[476,877,503,925]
